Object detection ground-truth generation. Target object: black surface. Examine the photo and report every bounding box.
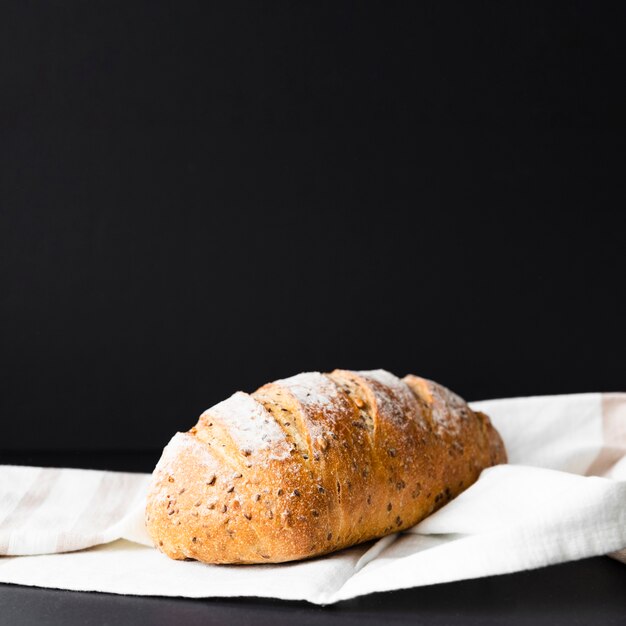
[1,2,625,452]
[2,452,626,625]
[2,557,626,626]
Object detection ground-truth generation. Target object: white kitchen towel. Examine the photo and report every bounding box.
[1,392,625,604]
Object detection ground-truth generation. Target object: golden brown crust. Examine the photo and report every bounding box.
[145,369,507,564]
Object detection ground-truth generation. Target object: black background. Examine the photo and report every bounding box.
[1,2,624,453]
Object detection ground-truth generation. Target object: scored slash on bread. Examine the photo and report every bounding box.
[145,369,507,564]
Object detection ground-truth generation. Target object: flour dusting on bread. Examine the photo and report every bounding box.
[274,372,340,409]
[203,391,291,460]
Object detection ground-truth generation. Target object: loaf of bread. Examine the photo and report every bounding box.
[145,369,506,564]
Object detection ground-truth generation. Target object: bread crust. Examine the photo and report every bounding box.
[145,370,506,564]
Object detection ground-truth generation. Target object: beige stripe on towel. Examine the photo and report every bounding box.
[54,471,146,553]
[0,468,63,554]
[586,393,626,478]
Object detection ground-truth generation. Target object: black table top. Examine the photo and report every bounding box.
[2,452,626,626]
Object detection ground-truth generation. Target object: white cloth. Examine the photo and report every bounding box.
[1,392,625,604]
